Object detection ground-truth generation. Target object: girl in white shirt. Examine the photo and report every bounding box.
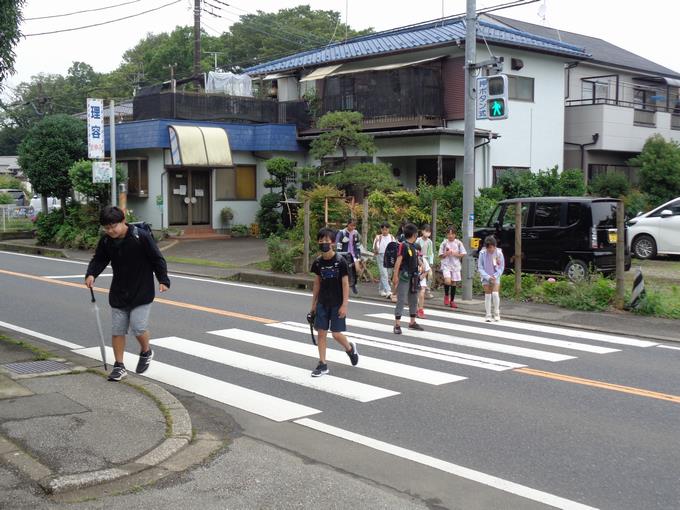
[373,222,395,298]
[438,226,467,309]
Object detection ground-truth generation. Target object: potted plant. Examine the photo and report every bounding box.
[220,207,234,231]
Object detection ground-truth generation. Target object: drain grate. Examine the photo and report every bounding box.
[2,360,70,375]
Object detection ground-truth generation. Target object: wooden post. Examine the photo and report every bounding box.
[514,201,522,298]
[615,199,625,309]
[432,199,438,244]
[437,156,443,186]
[362,196,369,248]
[303,199,310,273]
[324,198,328,227]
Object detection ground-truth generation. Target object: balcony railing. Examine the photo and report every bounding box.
[672,114,680,130]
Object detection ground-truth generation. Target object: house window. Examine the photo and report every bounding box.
[581,80,610,102]
[121,159,149,197]
[215,165,256,200]
[508,76,534,102]
[633,87,656,111]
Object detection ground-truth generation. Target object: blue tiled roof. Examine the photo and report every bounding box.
[104,119,302,153]
[245,19,588,75]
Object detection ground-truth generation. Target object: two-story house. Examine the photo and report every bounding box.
[485,15,680,185]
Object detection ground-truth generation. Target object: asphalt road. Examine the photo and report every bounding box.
[2,250,680,510]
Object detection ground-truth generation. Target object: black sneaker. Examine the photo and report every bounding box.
[393,325,402,335]
[346,342,359,366]
[408,322,425,331]
[135,349,154,374]
[311,362,329,377]
[108,363,127,382]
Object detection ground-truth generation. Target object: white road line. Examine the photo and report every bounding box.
[422,308,657,348]
[151,336,399,402]
[209,328,466,385]
[295,418,598,510]
[74,347,321,422]
[44,274,112,279]
[657,344,680,351]
[0,320,83,350]
[270,322,525,372]
[347,319,575,362]
[0,251,87,265]
[367,313,619,355]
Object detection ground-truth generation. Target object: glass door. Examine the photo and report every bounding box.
[168,171,188,225]
[190,170,211,225]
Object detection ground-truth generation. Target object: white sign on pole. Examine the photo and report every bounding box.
[92,161,112,183]
[476,77,488,120]
[87,98,105,159]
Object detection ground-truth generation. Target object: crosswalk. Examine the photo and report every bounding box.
[73,308,657,423]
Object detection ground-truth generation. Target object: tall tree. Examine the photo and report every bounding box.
[0,0,25,90]
[18,114,87,207]
[630,134,680,206]
[310,111,376,170]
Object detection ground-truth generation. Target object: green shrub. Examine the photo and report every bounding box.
[558,169,586,196]
[256,192,283,237]
[35,204,100,249]
[230,224,250,236]
[623,190,651,218]
[35,209,65,245]
[267,236,297,274]
[0,192,15,205]
[589,173,631,198]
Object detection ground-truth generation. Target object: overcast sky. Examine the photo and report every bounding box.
[7,0,680,92]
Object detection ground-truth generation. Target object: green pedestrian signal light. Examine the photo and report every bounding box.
[488,99,506,118]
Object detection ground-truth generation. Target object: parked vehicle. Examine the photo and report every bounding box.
[627,197,680,259]
[473,197,631,281]
[29,195,61,216]
[0,189,27,206]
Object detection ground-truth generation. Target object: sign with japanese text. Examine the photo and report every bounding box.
[87,98,105,159]
[92,161,112,183]
[476,77,488,120]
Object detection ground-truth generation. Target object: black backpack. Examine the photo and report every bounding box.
[383,241,399,268]
[129,221,155,242]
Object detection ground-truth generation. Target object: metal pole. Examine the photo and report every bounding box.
[110,100,117,207]
[432,199,438,245]
[303,199,310,272]
[193,0,201,78]
[615,200,625,309]
[514,201,522,298]
[462,0,476,301]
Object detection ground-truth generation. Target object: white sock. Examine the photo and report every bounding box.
[484,294,492,317]
[492,292,500,316]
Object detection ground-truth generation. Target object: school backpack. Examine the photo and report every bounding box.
[383,241,399,268]
[129,221,155,242]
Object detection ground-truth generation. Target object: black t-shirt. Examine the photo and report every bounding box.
[311,253,349,307]
[398,241,419,275]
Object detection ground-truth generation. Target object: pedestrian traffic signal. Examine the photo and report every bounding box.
[486,74,508,120]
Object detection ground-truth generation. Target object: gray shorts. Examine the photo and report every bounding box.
[111,304,152,336]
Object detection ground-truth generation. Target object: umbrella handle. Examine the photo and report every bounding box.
[89,287,95,303]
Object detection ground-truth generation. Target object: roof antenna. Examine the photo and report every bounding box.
[538,0,547,24]
[345,0,349,41]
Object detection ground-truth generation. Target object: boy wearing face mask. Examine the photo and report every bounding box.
[309,228,359,377]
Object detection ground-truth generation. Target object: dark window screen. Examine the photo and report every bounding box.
[567,203,582,225]
[534,203,561,227]
[591,202,618,228]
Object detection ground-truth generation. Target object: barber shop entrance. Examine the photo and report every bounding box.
[168,169,211,226]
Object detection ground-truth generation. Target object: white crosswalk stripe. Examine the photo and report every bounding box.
[421,308,657,348]
[367,313,620,354]
[150,336,399,402]
[346,319,575,362]
[209,328,467,385]
[74,347,321,422]
[270,322,524,371]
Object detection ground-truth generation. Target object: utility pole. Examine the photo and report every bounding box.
[462,0,477,301]
[110,99,117,207]
[193,0,201,78]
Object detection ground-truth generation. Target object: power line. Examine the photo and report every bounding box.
[24,0,183,37]
[24,0,142,21]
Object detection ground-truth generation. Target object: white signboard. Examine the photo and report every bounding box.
[92,161,112,183]
[87,98,105,159]
[476,77,488,120]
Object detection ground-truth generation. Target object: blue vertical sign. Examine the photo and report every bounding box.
[476,77,488,120]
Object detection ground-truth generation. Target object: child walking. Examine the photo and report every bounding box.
[438,226,467,309]
[416,251,431,319]
[392,223,425,334]
[477,235,505,322]
[416,224,434,299]
[373,222,395,298]
[310,228,359,377]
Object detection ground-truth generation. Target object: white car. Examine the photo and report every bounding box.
[628,197,680,259]
[30,195,61,215]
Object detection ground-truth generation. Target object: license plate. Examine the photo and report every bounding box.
[608,231,617,244]
[471,238,480,249]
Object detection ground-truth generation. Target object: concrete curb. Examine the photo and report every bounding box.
[36,375,193,495]
[0,241,65,258]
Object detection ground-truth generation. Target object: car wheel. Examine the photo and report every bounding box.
[564,259,588,282]
[632,235,657,260]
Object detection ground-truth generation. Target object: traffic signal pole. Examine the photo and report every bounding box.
[462,0,477,301]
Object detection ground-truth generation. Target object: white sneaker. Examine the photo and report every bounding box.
[493,315,501,322]
[485,315,493,322]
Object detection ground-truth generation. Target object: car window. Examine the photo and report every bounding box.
[486,205,502,227]
[567,203,582,225]
[669,201,680,215]
[533,203,562,227]
[591,201,618,228]
[502,203,530,228]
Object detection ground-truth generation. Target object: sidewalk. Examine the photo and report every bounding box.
[2,237,678,343]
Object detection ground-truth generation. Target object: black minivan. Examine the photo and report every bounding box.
[473,197,632,280]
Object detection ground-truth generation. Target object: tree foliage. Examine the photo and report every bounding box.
[17,114,86,199]
[327,162,399,196]
[589,172,631,198]
[0,0,25,89]
[69,160,126,205]
[496,167,585,199]
[630,134,680,206]
[310,111,376,167]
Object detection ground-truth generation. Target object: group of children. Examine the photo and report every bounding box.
[310,221,505,377]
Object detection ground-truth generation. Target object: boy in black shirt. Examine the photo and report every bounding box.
[309,228,359,377]
[392,222,425,334]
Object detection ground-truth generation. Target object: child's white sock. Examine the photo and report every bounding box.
[492,292,500,319]
[484,293,492,319]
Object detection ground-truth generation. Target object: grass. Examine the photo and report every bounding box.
[164,256,238,269]
[0,334,53,360]
[247,260,271,271]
